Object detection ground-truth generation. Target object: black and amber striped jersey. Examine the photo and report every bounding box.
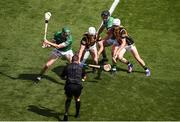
[80,33,101,48]
[112,26,134,45]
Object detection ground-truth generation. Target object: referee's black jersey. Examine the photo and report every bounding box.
[61,63,84,86]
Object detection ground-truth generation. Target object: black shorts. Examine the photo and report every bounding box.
[64,84,83,98]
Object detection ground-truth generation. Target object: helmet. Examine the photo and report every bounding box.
[113,18,121,26]
[62,27,70,34]
[101,10,110,17]
[88,27,96,35]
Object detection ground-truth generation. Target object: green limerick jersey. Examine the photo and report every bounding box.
[102,16,114,30]
[53,31,73,51]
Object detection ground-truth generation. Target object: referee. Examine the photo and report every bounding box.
[61,54,85,121]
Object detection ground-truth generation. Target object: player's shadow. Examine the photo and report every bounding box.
[51,65,66,79]
[132,70,145,74]
[117,67,145,74]
[0,71,64,85]
[94,69,103,80]
[116,67,128,72]
[27,105,63,121]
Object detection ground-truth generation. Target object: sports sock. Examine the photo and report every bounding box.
[75,101,80,117]
[65,99,71,115]
[143,66,148,70]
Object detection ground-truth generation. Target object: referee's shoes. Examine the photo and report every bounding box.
[63,114,68,121]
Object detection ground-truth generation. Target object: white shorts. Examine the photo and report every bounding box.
[85,43,97,52]
[124,44,136,51]
[82,44,97,61]
[51,48,74,57]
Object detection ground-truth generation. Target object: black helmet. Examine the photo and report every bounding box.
[101,10,110,17]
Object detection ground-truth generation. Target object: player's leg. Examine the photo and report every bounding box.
[74,85,83,118]
[90,45,98,73]
[117,47,133,73]
[90,44,98,65]
[111,45,118,72]
[99,39,110,63]
[63,96,72,121]
[63,84,73,121]
[64,49,74,63]
[98,40,106,61]
[81,50,90,64]
[74,96,81,118]
[130,45,150,76]
[36,52,59,81]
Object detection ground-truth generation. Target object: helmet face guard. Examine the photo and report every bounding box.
[101,10,110,17]
[101,10,110,21]
[102,16,109,21]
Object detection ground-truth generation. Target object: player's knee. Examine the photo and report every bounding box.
[46,60,55,67]
[45,63,51,68]
[118,55,123,60]
[94,57,98,63]
[44,64,50,69]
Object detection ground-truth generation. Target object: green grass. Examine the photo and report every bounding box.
[0,0,179,120]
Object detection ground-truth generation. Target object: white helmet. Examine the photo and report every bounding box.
[88,27,96,35]
[113,18,121,26]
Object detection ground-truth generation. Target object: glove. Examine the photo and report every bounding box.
[79,62,88,68]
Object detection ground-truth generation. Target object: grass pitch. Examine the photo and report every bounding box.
[0,0,179,120]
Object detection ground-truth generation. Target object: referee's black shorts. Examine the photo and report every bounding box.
[64,84,83,98]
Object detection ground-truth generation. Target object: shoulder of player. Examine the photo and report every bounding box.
[109,16,114,20]
[54,31,62,39]
[83,32,88,36]
[80,33,88,45]
[65,36,73,45]
[107,27,114,33]
[67,34,73,39]
[120,26,127,33]
[82,33,88,40]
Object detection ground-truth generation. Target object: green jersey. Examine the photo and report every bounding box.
[53,31,73,51]
[102,16,114,30]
